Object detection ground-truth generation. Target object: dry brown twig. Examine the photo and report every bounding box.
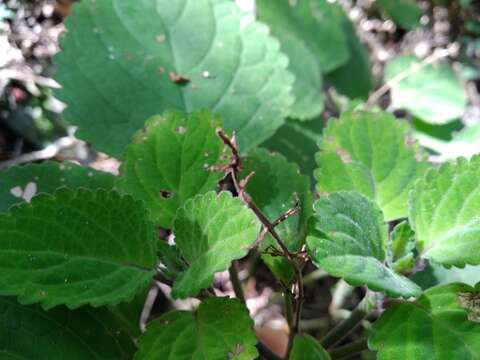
[215,128,305,358]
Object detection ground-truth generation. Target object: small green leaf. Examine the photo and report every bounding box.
[307,191,421,298]
[290,335,331,360]
[388,221,416,273]
[0,297,135,359]
[256,0,349,119]
[409,155,480,267]
[369,283,480,359]
[376,0,422,29]
[315,111,429,221]
[386,56,467,124]
[135,298,258,359]
[0,161,115,212]
[117,110,225,228]
[54,0,293,157]
[0,189,156,309]
[241,149,312,283]
[171,191,259,299]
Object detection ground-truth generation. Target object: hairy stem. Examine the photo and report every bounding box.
[229,261,246,305]
[329,338,368,359]
[321,292,378,349]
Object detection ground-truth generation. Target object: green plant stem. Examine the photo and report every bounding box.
[329,338,368,359]
[228,261,246,305]
[285,291,295,358]
[321,293,377,349]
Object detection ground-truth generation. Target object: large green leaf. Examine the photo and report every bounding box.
[376,0,422,30]
[54,0,293,157]
[256,0,349,119]
[0,161,115,212]
[241,149,312,283]
[325,13,373,99]
[315,111,429,221]
[0,188,156,309]
[171,191,259,299]
[0,297,135,359]
[409,155,480,267]
[117,110,225,228]
[135,298,258,359]
[262,117,323,181]
[369,283,480,359]
[290,335,331,360]
[307,191,421,298]
[385,56,467,124]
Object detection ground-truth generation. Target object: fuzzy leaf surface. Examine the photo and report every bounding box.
[409,155,480,267]
[369,283,480,359]
[54,0,293,157]
[315,111,428,221]
[307,191,421,298]
[118,111,225,228]
[135,298,257,359]
[256,0,349,119]
[171,191,259,298]
[0,297,135,359]
[0,161,115,212]
[0,189,156,309]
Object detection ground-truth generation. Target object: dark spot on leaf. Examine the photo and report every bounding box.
[159,190,172,199]
[169,72,190,85]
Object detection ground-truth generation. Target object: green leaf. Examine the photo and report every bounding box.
[315,111,429,221]
[156,241,186,282]
[117,110,225,228]
[0,161,115,212]
[0,297,135,359]
[135,297,258,359]
[0,188,156,309]
[307,191,421,298]
[54,0,294,157]
[256,0,349,119]
[290,335,331,360]
[369,283,480,359]
[171,191,259,299]
[325,14,373,99]
[241,149,312,283]
[376,0,422,30]
[385,56,467,124]
[412,262,480,290]
[409,155,480,267]
[388,221,416,273]
[262,117,323,181]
